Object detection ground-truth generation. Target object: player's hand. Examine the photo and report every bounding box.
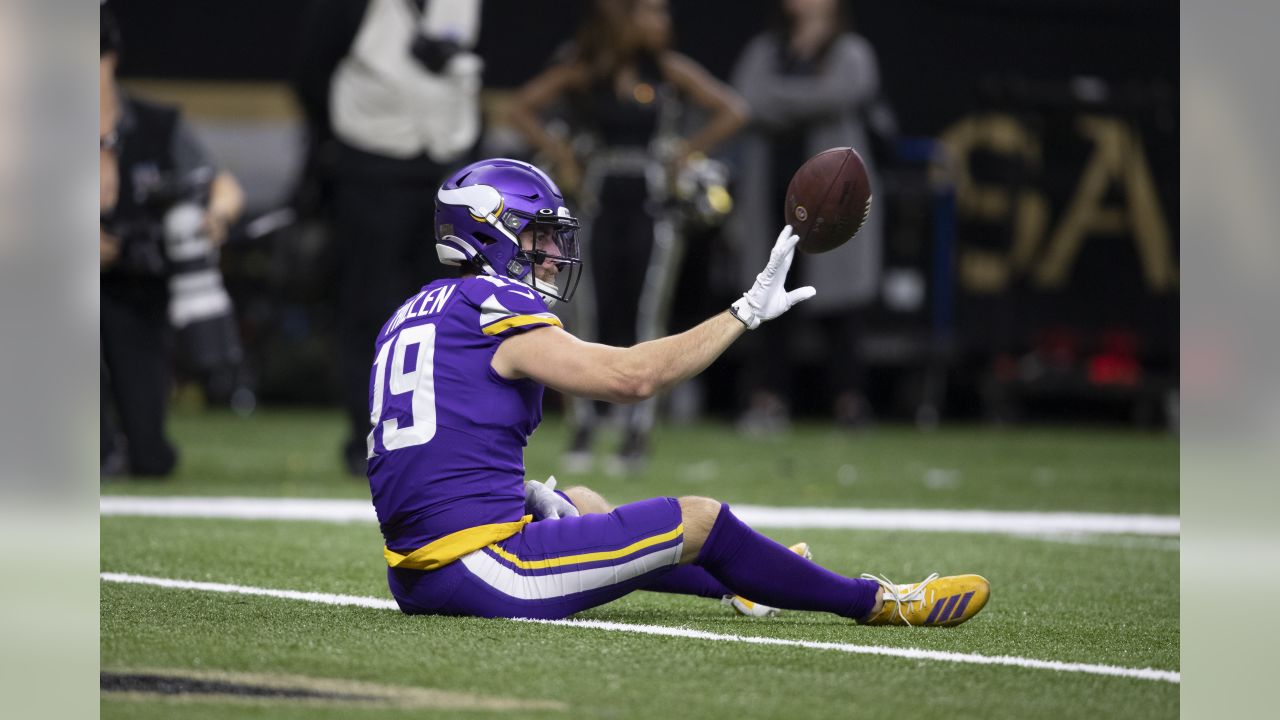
[730,225,816,329]
[524,476,580,521]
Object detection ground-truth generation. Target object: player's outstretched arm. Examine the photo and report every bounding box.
[492,226,814,403]
[493,312,745,403]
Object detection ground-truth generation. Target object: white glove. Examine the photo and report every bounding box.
[524,475,580,521]
[729,225,817,330]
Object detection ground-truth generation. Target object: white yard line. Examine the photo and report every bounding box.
[101,571,399,610]
[101,572,1179,685]
[100,495,1179,537]
[521,618,1181,684]
[731,505,1178,536]
[1020,533,1180,552]
[102,496,377,523]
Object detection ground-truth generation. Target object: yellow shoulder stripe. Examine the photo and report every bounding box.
[487,524,684,570]
[384,515,532,571]
[482,314,562,336]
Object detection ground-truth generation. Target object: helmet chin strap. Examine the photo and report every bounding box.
[531,276,559,308]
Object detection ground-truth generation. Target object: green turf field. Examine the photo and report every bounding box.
[101,409,1179,718]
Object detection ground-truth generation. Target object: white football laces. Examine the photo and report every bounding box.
[860,572,940,626]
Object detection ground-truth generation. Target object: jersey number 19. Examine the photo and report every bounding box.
[368,323,437,456]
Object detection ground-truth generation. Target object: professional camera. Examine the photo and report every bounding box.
[410,33,462,74]
[104,166,245,401]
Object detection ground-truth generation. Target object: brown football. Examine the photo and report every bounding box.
[784,147,873,254]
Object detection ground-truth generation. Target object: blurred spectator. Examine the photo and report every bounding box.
[100,4,245,477]
[509,0,747,473]
[728,0,885,432]
[292,0,483,476]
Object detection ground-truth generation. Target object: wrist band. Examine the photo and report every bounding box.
[728,301,754,329]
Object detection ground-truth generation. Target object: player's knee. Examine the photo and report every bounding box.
[564,485,611,514]
[677,496,722,563]
[678,495,721,520]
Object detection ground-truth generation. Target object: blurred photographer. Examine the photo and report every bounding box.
[293,0,484,476]
[100,4,245,477]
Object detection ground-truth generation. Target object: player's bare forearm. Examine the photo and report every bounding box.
[498,228,811,402]
[493,311,745,404]
[615,311,745,401]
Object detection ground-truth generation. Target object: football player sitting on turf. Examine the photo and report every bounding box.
[367,158,989,625]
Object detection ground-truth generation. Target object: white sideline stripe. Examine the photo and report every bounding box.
[732,505,1180,536]
[101,572,1179,685]
[100,496,1180,537]
[101,572,399,611]
[519,618,1182,685]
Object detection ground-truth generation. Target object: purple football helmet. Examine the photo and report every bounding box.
[435,158,582,306]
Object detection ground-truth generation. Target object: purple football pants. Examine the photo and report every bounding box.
[389,497,685,619]
[388,497,878,621]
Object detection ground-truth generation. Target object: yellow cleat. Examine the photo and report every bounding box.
[857,573,990,627]
[723,543,813,617]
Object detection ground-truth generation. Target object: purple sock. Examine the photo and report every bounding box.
[695,504,880,620]
[643,566,733,599]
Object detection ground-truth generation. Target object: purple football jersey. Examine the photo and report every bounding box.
[367,275,561,552]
